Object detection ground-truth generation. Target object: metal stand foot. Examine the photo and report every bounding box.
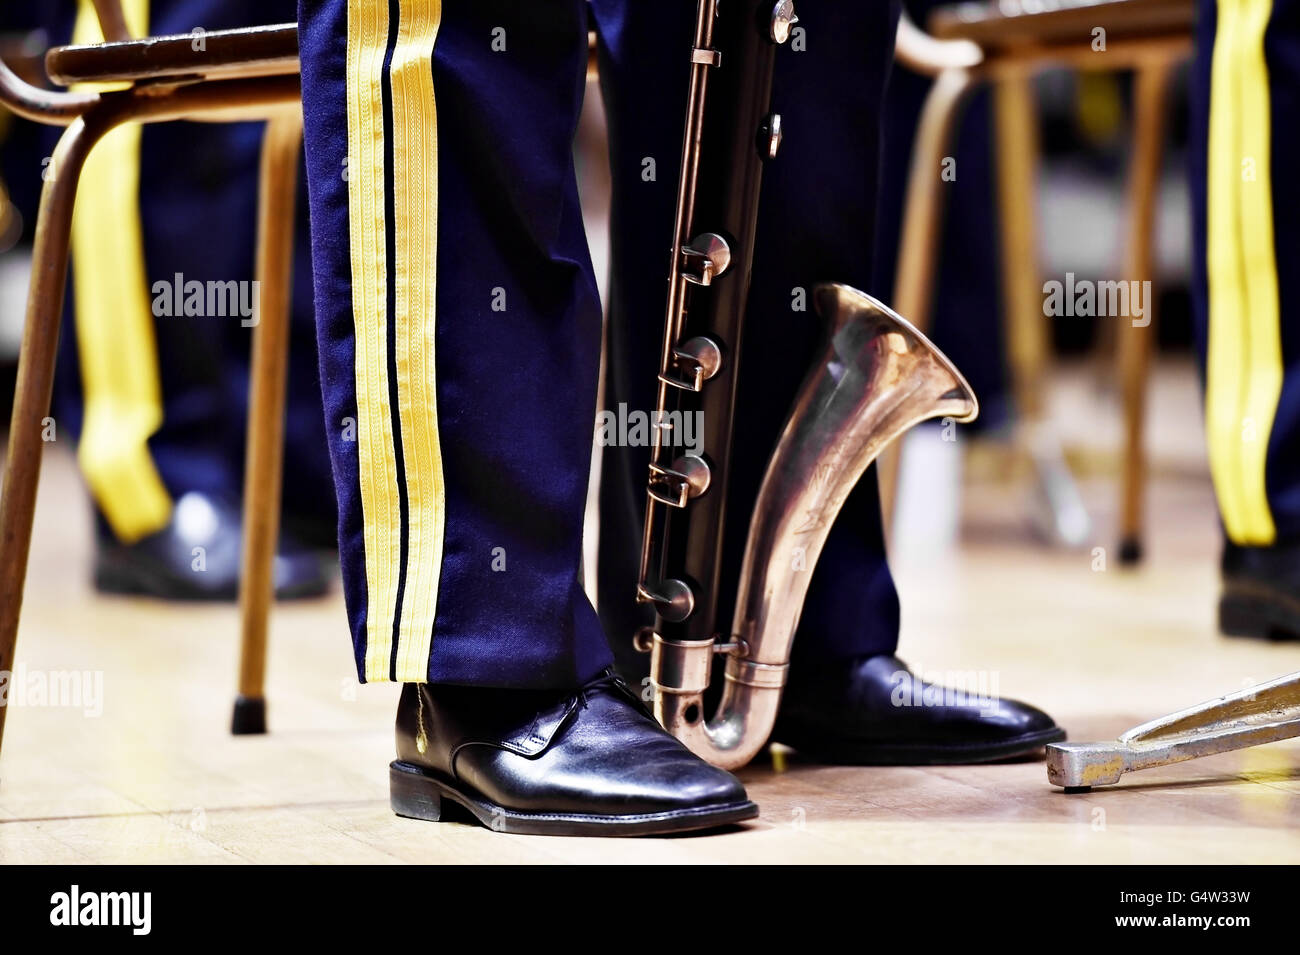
[1047,670,1300,790]
[1024,424,1091,548]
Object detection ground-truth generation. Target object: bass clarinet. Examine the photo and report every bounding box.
[633,0,979,769]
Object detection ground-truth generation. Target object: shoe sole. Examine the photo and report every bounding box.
[389,761,758,837]
[1219,582,1300,641]
[773,726,1067,766]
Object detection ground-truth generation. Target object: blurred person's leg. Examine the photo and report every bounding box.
[1192,0,1300,639]
[48,0,334,600]
[592,0,1061,763]
[298,0,753,834]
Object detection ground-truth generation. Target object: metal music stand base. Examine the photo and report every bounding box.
[1047,669,1300,790]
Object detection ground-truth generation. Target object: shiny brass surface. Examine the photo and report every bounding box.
[636,0,980,770]
[653,284,977,769]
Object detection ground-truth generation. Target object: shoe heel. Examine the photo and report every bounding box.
[1219,593,1262,638]
[389,762,443,822]
[93,557,140,596]
[1219,592,1286,639]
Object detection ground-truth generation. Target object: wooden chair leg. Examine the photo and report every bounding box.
[880,66,978,535]
[1117,63,1174,566]
[232,110,303,736]
[995,72,1090,549]
[0,116,107,761]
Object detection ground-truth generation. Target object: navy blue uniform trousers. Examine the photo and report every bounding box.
[593,0,905,677]
[300,0,907,687]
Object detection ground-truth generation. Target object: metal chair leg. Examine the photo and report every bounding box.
[994,72,1090,549]
[880,66,977,533]
[232,110,303,736]
[1116,63,1173,565]
[891,67,979,332]
[90,0,133,42]
[1047,670,1300,790]
[0,115,108,761]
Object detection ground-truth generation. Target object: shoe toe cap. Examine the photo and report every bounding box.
[982,696,1061,739]
[581,732,751,812]
[662,760,750,809]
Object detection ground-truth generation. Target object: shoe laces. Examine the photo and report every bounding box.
[574,668,653,718]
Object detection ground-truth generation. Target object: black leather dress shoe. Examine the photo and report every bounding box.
[772,654,1065,765]
[94,491,332,601]
[390,669,757,836]
[1220,540,1300,640]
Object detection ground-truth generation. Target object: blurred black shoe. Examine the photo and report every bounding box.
[772,654,1065,765]
[94,491,332,601]
[1219,540,1300,640]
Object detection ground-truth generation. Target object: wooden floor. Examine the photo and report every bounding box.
[2,361,1298,864]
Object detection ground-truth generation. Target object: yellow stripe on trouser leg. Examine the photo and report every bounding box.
[1206,0,1247,537]
[346,0,405,681]
[389,0,445,682]
[1235,0,1281,543]
[70,0,172,543]
[1205,0,1282,545]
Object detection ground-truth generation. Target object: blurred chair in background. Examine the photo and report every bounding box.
[875,1,1012,544]
[0,1,305,757]
[887,0,1194,561]
[30,0,335,601]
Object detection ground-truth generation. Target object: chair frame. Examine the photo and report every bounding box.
[0,7,303,759]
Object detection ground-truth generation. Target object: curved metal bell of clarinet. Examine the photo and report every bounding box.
[651,283,978,769]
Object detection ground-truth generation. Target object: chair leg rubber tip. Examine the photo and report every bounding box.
[1118,537,1142,565]
[1063,786,1092,794]
[231,695,267,735]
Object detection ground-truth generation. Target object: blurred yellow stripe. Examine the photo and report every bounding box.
[1234,0,1281,543]
[1206,0,1280,544]
[70,0,171,543]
